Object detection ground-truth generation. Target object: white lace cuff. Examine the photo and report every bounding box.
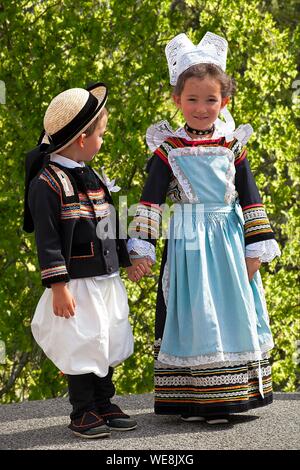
[245,240,281,262]
[127,239,156,263]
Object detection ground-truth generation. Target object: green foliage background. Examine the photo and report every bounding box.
[0,0,299,402]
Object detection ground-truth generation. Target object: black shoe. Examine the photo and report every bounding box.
[68,410,111,439]
[99,403,137,431]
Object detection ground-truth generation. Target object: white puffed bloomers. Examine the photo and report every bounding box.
[31,276,134,377]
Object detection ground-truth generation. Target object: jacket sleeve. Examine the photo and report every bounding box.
[128,153,172,258]
[234,149,275,246]
[29,176,70,287]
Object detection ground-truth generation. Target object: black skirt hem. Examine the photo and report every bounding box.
[154,393,273,416]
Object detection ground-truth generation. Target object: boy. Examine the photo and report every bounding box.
[24,83,142,438]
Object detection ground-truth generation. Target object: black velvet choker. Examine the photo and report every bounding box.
[184,123,215,136]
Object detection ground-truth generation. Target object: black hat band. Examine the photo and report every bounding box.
[48,92,100,147]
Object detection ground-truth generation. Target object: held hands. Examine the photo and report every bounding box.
[127,257,153,282]
[245,257,261,281]
[51,282,76,318]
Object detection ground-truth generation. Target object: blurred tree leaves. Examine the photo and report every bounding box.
[0,0,299,402]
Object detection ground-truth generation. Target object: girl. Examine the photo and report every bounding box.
[128,32,281,424]
[24,83,140,438]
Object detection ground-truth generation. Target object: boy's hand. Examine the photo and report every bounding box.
[51,282,76,318]
[127,257,153,282]
[245,257,261,281]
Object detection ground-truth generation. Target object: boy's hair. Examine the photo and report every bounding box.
[84,107,108,136]
[173,63,236,98]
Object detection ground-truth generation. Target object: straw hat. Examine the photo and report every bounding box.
[42,82,108,153]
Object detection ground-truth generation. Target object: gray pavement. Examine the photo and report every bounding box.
[0,393,299,450]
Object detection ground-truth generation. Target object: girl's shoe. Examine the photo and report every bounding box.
[206,415,229,425]
[181,415,205,422]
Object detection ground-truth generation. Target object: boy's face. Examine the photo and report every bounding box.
[81,113,108,161]
[173,76,228,131]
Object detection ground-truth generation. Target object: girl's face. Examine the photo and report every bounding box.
[173,76,229,131]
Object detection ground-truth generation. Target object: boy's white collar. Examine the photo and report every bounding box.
[50,153,85,168]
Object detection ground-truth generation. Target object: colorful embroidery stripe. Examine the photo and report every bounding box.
[40,170,61,195]
[243,205,273,238]
[154,137,186,165]
[61,203,81,220]
[86,189,105,198]
[78,192,110,219]
[50,165,74,197]
[243,203,264,210]
[154,136,243,167]
[41,265,68,280]
[140,200,162,210]
[224,139,247,165]
[154,363,272,405]
[94,203,110,219]
[129,203,161,239]
[154,341,272,409]
[235,148,247,165]
[245,227,273,238]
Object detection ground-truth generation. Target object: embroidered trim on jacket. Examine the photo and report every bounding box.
[39,169,61,196]
[41,264,68,280]
[224,138,247,166]
[154,137,186,166]
[129,203,162,239]
[243,204,273,239]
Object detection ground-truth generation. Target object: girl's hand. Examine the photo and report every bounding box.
[51,282,76,319]
[245,257,261,281]
[127,258,153,282]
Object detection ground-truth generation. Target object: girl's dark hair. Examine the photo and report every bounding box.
[173,63,236,98]
[85,107,108,136]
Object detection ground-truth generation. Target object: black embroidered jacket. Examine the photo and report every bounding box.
[28,162,131,287]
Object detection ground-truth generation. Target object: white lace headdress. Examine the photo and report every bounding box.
[165,31,228,86]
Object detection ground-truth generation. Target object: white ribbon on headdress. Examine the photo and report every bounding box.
[215,106,235,138]
[215,107,254,144]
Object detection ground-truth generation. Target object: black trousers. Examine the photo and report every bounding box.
[67,367,115,420]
